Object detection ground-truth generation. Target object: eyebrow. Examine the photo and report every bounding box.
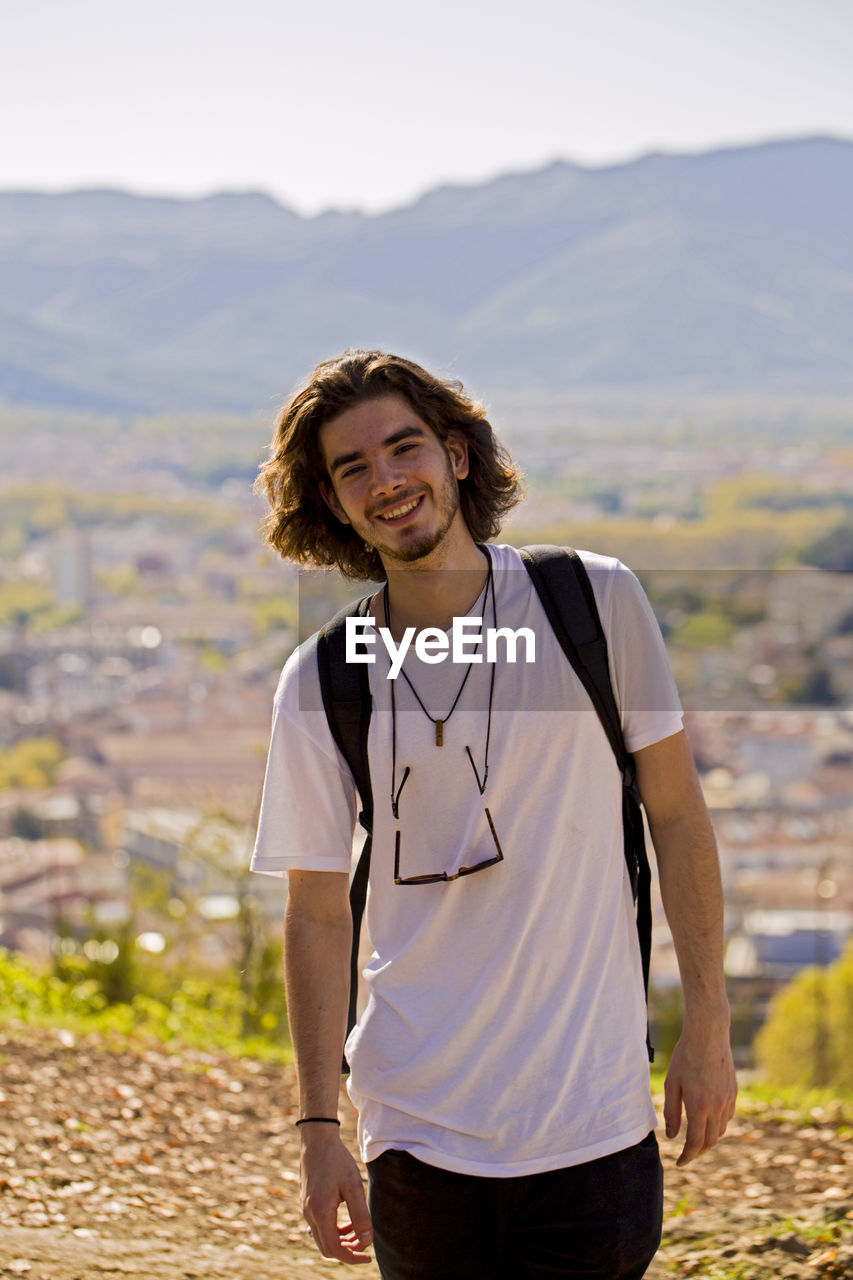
[327,425,427,477]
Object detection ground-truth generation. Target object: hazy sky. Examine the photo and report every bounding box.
[2,0,851,214]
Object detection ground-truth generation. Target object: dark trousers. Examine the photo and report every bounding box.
[367,1131,663,1280]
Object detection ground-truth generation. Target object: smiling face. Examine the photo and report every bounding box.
[318,394,472,570]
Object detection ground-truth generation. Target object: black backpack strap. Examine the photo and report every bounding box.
[316,593,375,1072]
[520,545,654,1061]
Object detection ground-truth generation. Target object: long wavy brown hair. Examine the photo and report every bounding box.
[255,349,525,580]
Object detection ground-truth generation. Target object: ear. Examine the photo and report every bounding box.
[320,480,350,526]
[444,430,470,481]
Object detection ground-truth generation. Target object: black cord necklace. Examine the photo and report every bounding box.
[389,548,499,825]
[383,550,495,748]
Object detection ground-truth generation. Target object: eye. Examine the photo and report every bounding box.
[395,442,418,454]
[341,464,365,479]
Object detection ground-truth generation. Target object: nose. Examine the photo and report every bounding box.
[369,454,406,497]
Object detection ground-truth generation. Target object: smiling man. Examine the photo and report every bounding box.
[321,396,468,565]
[251,349,736,1280]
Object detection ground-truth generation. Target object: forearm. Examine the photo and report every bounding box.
[283,872,372,1262]
[651,805,730,1026]
[284,873,352,1118]
[634,731,737,1163]
[634,731,729,1021]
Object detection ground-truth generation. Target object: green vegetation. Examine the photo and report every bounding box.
[0,484,237,545]
[671,608,735,648]
[95,564,142,596]
[0,943,290,1063]
[778,666,840,705]
[802,519,853,571]
[512,463,852,571]
[733,1079,853,1126]
[648,984,685,1064]
[186,448,265,488]
[0,737,66,789]
[251,594,298,636]
[705,473,853,516]
[0,580,54,627]
[6,932,853,1103]
[0,806,290,1061]
[647,1068,853,1128]
[755,939,853,1091]
[510,508,836,570]
[197,643,230,672]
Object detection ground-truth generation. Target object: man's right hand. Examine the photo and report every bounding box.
[300,1126,374,1264]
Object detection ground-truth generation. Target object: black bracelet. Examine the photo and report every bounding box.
[295,1116,341,1127]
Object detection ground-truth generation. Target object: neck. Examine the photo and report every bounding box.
[378,537,490,635]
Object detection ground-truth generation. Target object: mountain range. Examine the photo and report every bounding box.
[1,136,852,413]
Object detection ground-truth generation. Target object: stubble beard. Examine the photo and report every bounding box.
[365,456,462,567]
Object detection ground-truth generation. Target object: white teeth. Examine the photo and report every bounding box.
[378,498,420,520]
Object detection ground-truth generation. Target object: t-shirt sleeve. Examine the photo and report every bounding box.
[582,552,684,754]
[250,643,358,877]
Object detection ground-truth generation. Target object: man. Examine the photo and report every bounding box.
[251,349,736,1279]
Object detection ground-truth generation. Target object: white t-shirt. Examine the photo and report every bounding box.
[252,545,683,1176]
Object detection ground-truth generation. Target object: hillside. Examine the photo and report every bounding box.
[1,137,852,411]
[1,1026,851,1279]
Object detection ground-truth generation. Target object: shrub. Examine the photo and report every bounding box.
[0,947,290,1063]
[754,939,853,1090]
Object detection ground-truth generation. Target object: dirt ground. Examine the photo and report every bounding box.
[1,1025,851,1280]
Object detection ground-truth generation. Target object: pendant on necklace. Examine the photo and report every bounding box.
[435,720,444,747]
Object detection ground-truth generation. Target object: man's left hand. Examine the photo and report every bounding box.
[663,1022,737,1167]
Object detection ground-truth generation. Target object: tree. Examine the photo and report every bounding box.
[0,738,66,789]
[754,939,853,1091]
[801,521,853,572]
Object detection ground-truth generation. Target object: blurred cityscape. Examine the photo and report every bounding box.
[1,397,852,1060]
